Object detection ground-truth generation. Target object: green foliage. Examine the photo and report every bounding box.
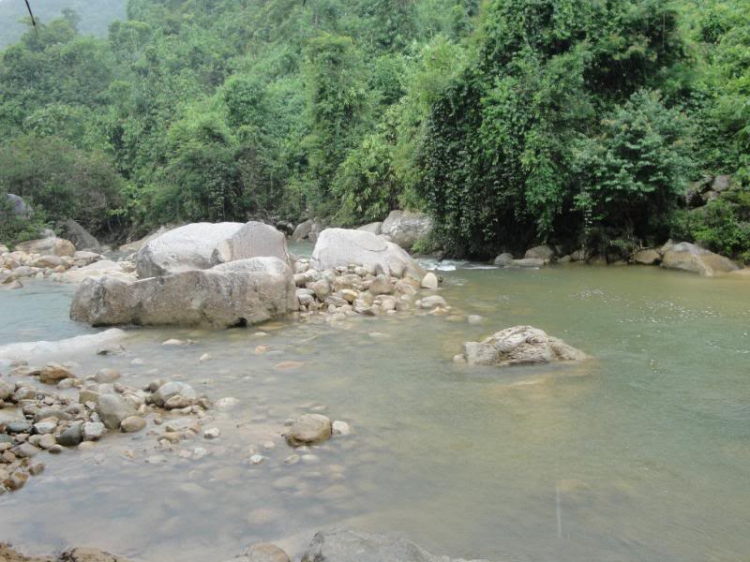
[0,135,123,235]
[573,90,695,249]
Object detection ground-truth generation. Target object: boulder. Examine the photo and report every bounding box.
[420,272,439,290]
[357,222,383,235]
[71,257,297,328]
[136,222,244,278]
[211,221,290,266]
[59,219,101,252]
[661,242,739,277]
[633,249,661,266]
[300,529,494,562]
[380,210,432,251]
[524,245,555,263]
[16,237,75,257]
[461,325,588,367]
[96,394,136,430]
[292,219,314,242]
[493,253,514,266]
[311,228,424,279]
[286,414,332,446]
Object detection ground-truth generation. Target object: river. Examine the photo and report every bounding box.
[1,252,749,562]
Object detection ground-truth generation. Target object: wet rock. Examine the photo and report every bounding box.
[418,295,447,310]
[204,428,221,439]
[420,272,439,290]
[233,543,291,562]
[332,420,351,436]
[286,414,332,447]
[0,379,13,400]
[94,369,121,383]
[71,257,297,328]
[58,424,84,447]
[369,275,393,296]
[13,443,41,458]
[38,434,57,449]
[120,416,146,433]
[300,529,494,562]
[152,382,197,408]
[83,422,106,441]
[39,363,75,385]
[4,471,29,491]
[633,249,661,265]
[661,242,738,277]
[96,394,136,430]
[7,420,32,434]
[462,325,588,367]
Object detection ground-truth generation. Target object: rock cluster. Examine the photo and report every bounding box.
[0,237,136,290]
[457,325,588,367]
[0,363,208,494]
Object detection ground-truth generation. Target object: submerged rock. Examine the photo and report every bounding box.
[300,529,494,562]
[311,228,424,279]
[461,325,588,367]
[70,257,297,328]
[660,242,738,277]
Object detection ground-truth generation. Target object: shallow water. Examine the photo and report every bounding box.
[1,262,750,562]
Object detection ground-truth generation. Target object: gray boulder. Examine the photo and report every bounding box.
[70,257,297,327]
[493,253,514,266]
[292,219,314,242]
[96,394,136,430]
[380,210,432,251]
[462,325,588,367]
[4,194,31,218]
[300,529,494,562]
[311,228,424,279]
[136,222,243,278]
[60,219,101,252]
[661,242,738,276]
[524,245,555,263]
[211,221,290,266]
[633,249,661,265]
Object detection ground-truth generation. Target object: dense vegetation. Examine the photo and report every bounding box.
[0,0,748,261]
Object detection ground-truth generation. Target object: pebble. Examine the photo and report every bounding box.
[332,420,352,436]
[120,416,146,433]
[204,428,221,440]
[249,454,266,465]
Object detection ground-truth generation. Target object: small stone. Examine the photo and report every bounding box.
[48,445,63,454]
[39,363,74,385]
[14,443,41,458]
[204,428,221,440]
[29,462,45,476]
[332,420,351,436]
[249,454,266,465]
[4,472,28,491]
[120,416,146,433]
[467,315,483,325]
[83,421,106,441]
[193,447,208,460]
[244,543,290,562]
[420,272,439,290]
[199,353,212,362]
[284,454,300,465]
[38,434,57,450]
[58,423,83,447]
[94,368,121,383]
[285,414,332,447]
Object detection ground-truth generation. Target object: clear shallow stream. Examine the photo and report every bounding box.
[1,259,749,562]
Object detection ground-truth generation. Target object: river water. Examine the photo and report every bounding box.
[1,254,749,562]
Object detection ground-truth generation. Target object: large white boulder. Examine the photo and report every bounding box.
[311,228,424,279]
[660,242,738,276]
[135,222,244,278]
[211,221,290,266]
[461,325,588,367]
[71,257,297,328]
[380,210,432,250]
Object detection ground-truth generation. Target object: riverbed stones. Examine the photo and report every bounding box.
[211,221,290,266]
[39,363,74,385]
[70,257,297,328]
[96,394,137,430]
[285,414,332,447]
[300,529,495,562]
[120,416,146,433]
[461,325,588,367]
[660,242,739,276]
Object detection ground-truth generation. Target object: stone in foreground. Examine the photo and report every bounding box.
[300,529,494,562]
[461,325,588,367]
[660,242,738,277]
[285,414,332,446]
[70,257,296,328]
[311,228,424,279]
